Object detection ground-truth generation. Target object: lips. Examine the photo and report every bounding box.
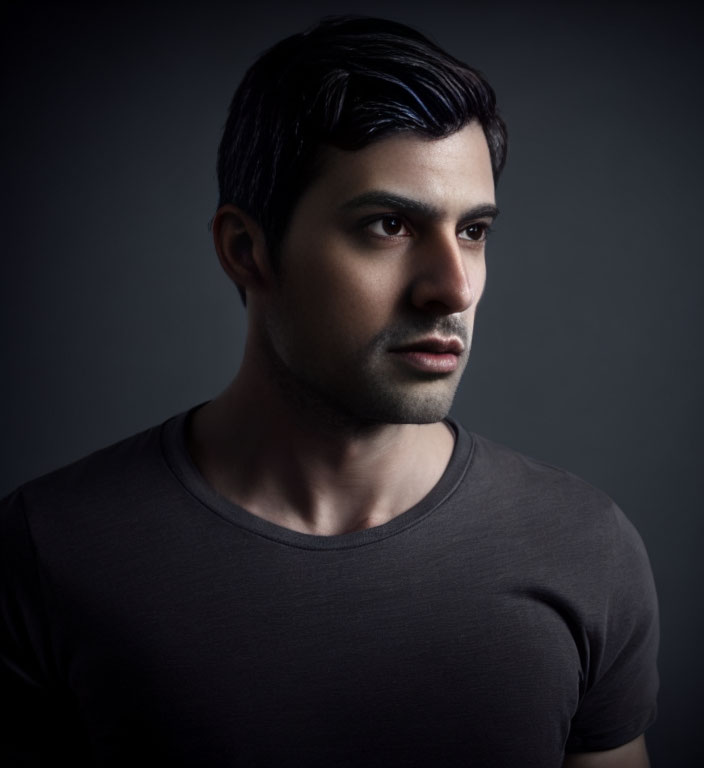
[390,336,465,355]
[389,336,464,374]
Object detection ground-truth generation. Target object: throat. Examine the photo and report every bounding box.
[187,396,456,537]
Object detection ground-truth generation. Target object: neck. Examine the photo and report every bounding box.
[187,349,456,536]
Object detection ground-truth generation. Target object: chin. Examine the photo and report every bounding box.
[350,387,457,426]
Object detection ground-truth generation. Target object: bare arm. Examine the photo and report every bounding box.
[563,735,650,768]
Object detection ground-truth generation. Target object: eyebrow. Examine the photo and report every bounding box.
[340,190,500,222]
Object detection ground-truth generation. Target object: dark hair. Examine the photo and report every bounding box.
[217,16,507,294]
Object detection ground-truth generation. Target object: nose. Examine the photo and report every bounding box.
[409,232,479,314]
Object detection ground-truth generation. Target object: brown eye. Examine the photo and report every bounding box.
[368,216,408,237]
[459,223,489,242]
[381,216,403,235]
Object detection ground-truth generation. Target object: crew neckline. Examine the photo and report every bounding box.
[161,404,475,550]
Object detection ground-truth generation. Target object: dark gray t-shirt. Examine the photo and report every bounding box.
[0,408,659,766]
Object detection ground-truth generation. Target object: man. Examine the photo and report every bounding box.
[1,16,658,767]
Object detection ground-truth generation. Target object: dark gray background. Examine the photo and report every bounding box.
[2,1,702,764]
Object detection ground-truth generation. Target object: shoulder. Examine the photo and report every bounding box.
[466,428,657,634]
[460,430,659,747]
[469,431,610,504]
[0,414,179,549]
[465,431,625,528]
[452,429,654,589]
[10,420,160,499]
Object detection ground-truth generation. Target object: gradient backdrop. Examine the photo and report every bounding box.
[2,1,702,764]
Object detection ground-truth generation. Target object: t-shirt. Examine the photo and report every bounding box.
[0,407,659,767]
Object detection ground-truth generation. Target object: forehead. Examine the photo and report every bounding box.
[307,122,495,215]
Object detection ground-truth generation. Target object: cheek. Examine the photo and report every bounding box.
[334,269,406,348]
[288,257,403,341]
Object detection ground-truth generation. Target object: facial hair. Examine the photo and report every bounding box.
[262,311,473,434]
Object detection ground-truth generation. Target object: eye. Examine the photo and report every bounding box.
[367,215,409,237]
[458,222,491,242]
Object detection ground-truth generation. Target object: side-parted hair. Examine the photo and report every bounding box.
[217,16,507,293]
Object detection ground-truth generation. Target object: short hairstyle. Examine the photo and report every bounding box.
[217,16,507,296]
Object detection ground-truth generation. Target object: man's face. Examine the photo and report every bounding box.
[258,121,497,428]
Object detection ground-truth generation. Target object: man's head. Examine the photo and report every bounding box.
[214,17,505,429]
[216,16,507,266]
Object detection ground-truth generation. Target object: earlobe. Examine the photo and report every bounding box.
[212,204,270,294]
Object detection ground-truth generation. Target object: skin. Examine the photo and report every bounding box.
[190,122,495,536]
[189,121,650,765]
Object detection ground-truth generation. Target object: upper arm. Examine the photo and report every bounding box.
[563,734,650,768]
[565,506,659,753]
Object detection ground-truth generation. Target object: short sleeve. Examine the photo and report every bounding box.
[565,505,659,752]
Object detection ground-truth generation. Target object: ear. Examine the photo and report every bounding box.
[212,204,272,296]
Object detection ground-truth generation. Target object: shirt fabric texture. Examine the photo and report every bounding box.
[0,406,659,766]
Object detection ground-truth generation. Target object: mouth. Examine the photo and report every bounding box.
[389,336,464,374]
